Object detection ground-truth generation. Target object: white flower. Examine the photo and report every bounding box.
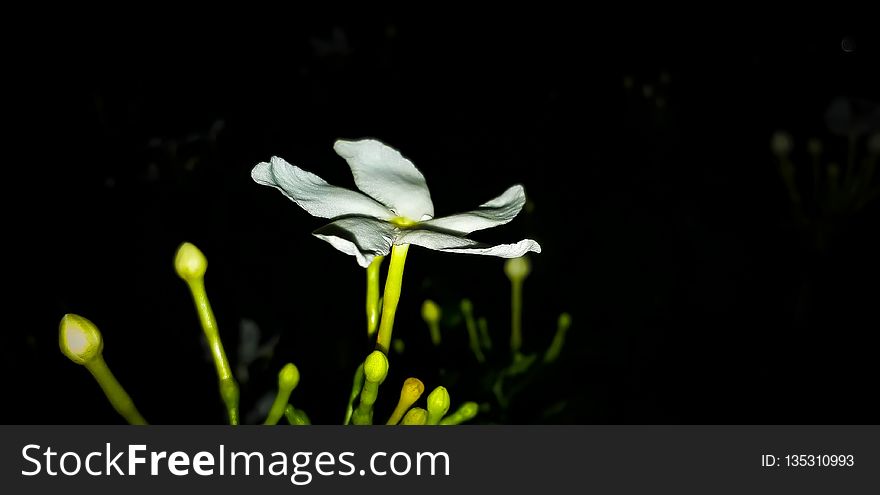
[252,139,541,267]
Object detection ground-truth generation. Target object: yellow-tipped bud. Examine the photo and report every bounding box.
[364,350,389,384]
[59,314,103,365]
[278,363,300,391]
[386,378,425,425]
[401,407,428,425]
[421,300,441,323]
[504,256,531,281]
[426,386,450,425]
[401,377,425,402]
[174,242,208,282]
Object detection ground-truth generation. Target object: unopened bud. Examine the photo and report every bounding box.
[364,350,389,384]
[174,242,207,282]
[59,314,103,365]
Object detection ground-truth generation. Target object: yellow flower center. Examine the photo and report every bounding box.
[390,216,419,228]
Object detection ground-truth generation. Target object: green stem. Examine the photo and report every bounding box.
[366,256,384,338]
[462,301,485,363]
[187,279,239,425]
[264,390,293,426]
[284,406,311,425]
[376,244,409,354]
[544,313,572,364]
[510,280,523,353]
[428,321,441,346]
[478,317,492,350]
[344,363,365,425]
[352,380,380,425]
[85,355,147,425]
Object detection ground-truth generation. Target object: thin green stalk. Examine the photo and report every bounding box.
[344,363,365,425]
[352,351,389,425]
[264,363,300,425]
[188,280,240,425]
[376,244,409,354]
[461,299,485,363]
[366,256,384,338]
[543,313,572,364]
[175,242,239,425]
[478,317,492,350]
[352,380,381,425]
[86,355,148,425]
[510,280,523,353]
[504,257,531,355]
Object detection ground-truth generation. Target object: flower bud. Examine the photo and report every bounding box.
[558,312,572,332]
[364,350,389,384]
[174,242,207,282]
[771,131,793,157]
[401,407,428,425]
[59,314,103,365]
[426,386,450,425]
[278,363,300,392]
[440,401,480,425]
[421,299,441,324]
[504,256,531,281]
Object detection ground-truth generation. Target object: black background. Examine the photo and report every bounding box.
[5,12,879,424]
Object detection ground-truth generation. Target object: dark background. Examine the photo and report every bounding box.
[6,14,879,424]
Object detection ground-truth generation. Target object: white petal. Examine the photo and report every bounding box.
[312,217,396,268]
[252,157,394,220]
[333,139,434,221]
[421,185,526,234]
[397,229,541,258]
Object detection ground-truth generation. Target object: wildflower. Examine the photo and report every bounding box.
[251,139,541,268]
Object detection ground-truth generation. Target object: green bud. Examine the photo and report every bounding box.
[421,299,441,323]
[440,401,479,425]
[278,363,300,391]
[364,350,389,384]
[401,407,428,425]
[771,131,793,157]
[174,242,208,282]
[59,314,103,365]
[456,401,479,420]
[558,312,572,331]
[460,298,473,315]
[504,256,531,281]
[426,386,450,425]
